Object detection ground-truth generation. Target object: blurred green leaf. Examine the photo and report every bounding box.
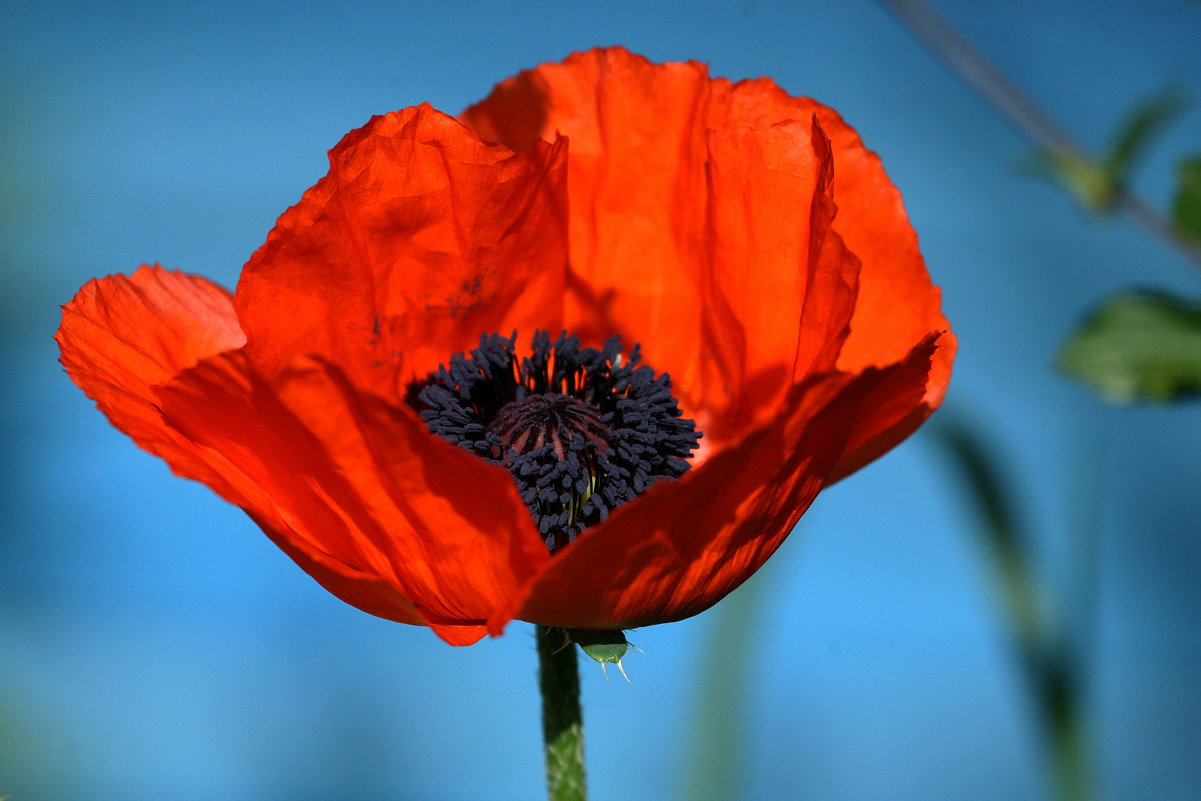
[1103,88,1187,181]
[1174,156,1201,242]
[930,414,1094,801]
[930,416,1039,643]
[1059,290,1201,403]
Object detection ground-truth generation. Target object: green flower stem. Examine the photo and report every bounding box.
[536,625,587,801]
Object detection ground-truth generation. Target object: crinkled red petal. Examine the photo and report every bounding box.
[826,331,956,482]
[235,103,570,401]
[56,265,247,493]
[463,50,862,457]
[712,78,956,480]
[56,266,449,631]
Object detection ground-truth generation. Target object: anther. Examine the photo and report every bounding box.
[417,331,701,552]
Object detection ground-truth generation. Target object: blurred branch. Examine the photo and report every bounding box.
[876,0,1201,270]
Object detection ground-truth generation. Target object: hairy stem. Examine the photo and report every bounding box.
[537,625,587,801]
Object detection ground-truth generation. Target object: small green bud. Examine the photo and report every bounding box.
[568,629,631,680]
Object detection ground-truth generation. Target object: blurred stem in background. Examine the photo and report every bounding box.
[680,561,770,801]
[930,415,1100,801]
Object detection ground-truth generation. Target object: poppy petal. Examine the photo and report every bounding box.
[720,78,955,405]
[234,103,570,400]
[719,74,956,476]
[156,350,548,641]
[56,265,246,490]
[245,505,432,630]
[463,48,861,450]
[692,116,859,447]
[55,266,429,628]
[827,330,956,483]
[506,335,939,631]
[463,49,711,393]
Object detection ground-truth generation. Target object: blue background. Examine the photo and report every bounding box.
[3,1,1200,799]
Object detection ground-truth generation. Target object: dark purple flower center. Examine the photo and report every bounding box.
[417,331,701,552]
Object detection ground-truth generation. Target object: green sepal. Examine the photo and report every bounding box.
[569,629,629,665]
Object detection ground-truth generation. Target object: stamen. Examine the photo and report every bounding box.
[417,331,701,552]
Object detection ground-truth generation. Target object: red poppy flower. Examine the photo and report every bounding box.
[57,47,954,646]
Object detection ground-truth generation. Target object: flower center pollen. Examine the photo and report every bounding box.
[417,331,701,552]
